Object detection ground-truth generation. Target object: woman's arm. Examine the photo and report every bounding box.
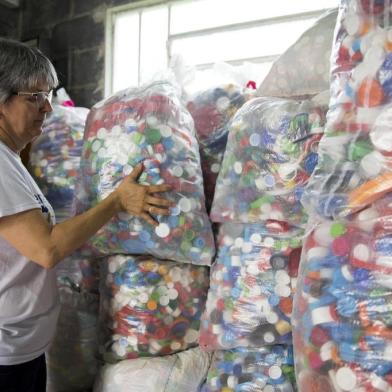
[0,164,172,268]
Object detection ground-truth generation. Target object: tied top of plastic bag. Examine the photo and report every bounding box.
[74,80,215,265]
[302,0,392,220]
[210,96,326,227]
[257,8,338,99]
[29,104,88,220]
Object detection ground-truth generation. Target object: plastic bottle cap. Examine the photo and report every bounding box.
[355,206,378,231]
[227,375,237,388]
[371,125,392,152]
[332,237,350,256]
[170,341,182,351]
[330,222,347,237]
[320,341,334,361]
[146,115,158,126]
[344,14,361,36]
[138,292,149,303]
[250,233,262,244]
[264,237,275,247]
[155,223,170,238]
[159,124,172,137]
[335,367,357,391]
[255,177,265,190]
[275,270,290,285]
[179,197,192,212]
[172,166,183,177]
[266,312,279,324]
[234,161,243,174]
[242,242,253,253]
[353,243,370,261]
[91,140,101,152]
[184,329,199,344]
[307,246,328,260]
[168,288,178,300]
[97,127,108,139]
[264,331,275,343]
[314,224,334,246]
[111,125,122,136]
[311,306,337,325]
[211,163,220,173]
[275,284,291,297]
[234,237,244,248]
[216,96,230,112]
[159,295,170,306]
[360,151,384,178]
[268,365,282,380]
[249,133,261,146]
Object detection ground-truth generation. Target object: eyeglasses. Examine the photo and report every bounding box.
[12,90,53,108]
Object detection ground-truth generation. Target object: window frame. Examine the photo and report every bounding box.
[105,0,336,96]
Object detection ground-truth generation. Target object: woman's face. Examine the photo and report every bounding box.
[0,82,53,152]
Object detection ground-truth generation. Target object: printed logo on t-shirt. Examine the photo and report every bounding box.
[34,194,52,224]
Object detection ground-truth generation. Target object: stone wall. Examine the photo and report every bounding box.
[20,0,138,107]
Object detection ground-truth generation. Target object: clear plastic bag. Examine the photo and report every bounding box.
[199,222,303,351]
[201,345,295,392]
[93,346,211,392]
[293,195,392,392]
[46,287,99,392]
[29,105,88,222]
[257,9,338,98]
[74,81,214,265]
[55,257,100,294]
[186,84,254,210]
[302,1,392,219]
[99,255,209,361]
[210,96,326,227]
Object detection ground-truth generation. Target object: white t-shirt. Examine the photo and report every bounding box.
[0,140,60,365]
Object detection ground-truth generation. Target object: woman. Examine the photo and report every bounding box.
[0,38,173,391]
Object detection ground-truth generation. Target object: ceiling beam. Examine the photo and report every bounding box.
[0,0,20,8]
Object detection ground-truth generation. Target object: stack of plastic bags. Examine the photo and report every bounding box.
[293,1,392,391]
[198,90,328,390]
[27,96,102,392]
[72,81,214,391]
[195,12,339,387]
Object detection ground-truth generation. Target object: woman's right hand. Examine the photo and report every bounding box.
[114,163,174,226]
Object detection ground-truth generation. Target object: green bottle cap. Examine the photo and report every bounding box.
[145,128,162,144]
[330,222,346,237]
[348,140,373,161]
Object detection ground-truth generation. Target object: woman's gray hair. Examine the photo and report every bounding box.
[0,38,58,104]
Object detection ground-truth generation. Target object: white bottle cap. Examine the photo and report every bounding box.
[155,223,170,238]
[311,306,335,325]
[314,223,334,246]
[360,151,384,178]
[353,243,371,262]
[268,365,282,380]
[335,367,357,391]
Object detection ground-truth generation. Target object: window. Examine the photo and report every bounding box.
[106,0,338,95]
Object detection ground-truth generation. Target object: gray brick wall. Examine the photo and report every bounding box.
[20,0,139,108]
